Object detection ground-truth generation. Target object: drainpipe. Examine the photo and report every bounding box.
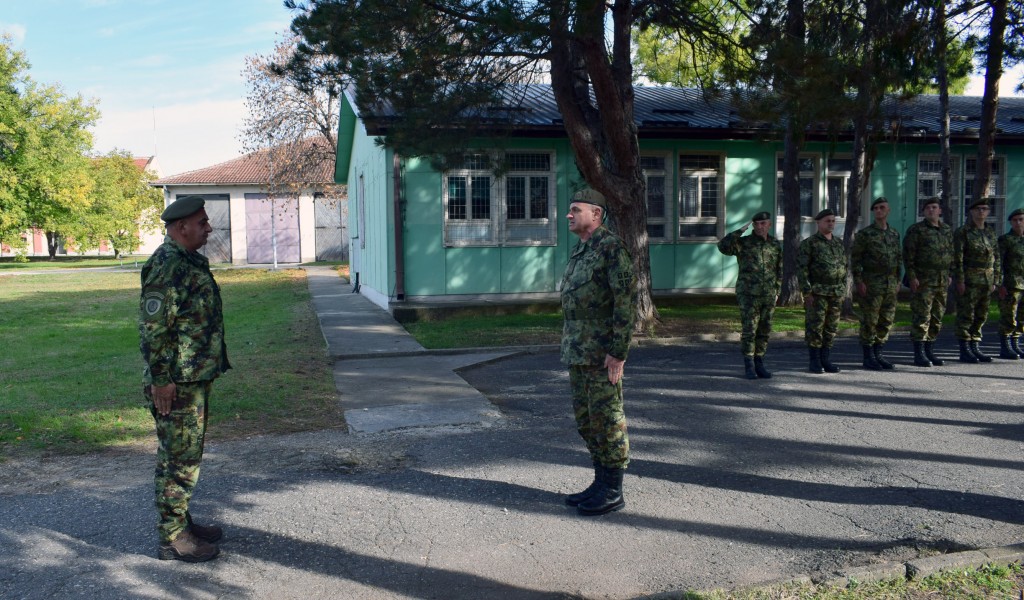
[393,152,405,301]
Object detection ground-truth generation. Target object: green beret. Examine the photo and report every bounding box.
[161,195,205,222]
[969,198,991,210]
[921,196,941,208]
[1008,208,1024,221]
[752,211,771,222]
[571,188,606,209]
[870,197,889,208]
[814,208,835,220]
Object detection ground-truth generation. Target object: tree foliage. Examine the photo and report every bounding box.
[73,151,163,257]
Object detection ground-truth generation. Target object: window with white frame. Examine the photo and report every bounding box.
[641,155,670,242]
[965,156,1006,226]
[443,151,556,247]
[776,155,818,218]
[916,155,961,221]
[825,157,852,218]
[678,154,723,239]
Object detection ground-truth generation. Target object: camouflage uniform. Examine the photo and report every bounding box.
[851,223,902,345]
[998,231,1024,336]
[717,228,782,356]
[798,232,848,348]
[953,222,999,341]
[140,236,230,544]
[903,219,953,342]
[560,225,635,470]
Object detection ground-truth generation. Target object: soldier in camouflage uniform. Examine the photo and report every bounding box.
[997,208,1024,359]
[139,195,230,562]
[851,197,901,370]
[953,198,1000,363]
[717,211,782,379]
[560,188,635,517]
[798,209,848,374]
[903,197,953,367]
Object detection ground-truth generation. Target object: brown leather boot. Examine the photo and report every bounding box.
[158,529,220,562]
[187,512,223,543]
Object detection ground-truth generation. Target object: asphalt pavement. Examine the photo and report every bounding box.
[2,265,1024,599]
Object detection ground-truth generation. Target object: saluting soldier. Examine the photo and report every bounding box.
[953,198,1000,363]
[997,208,1024,359]
[798,209,848,374]
[559,188,635,517]
[903,197,954,367]
[717,211,782,379]
[851,197,902,370]
[140,195,230,562]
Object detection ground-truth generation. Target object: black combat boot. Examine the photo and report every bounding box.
[970,340,992,362]
[924,341,944,366]
[1012,336,1024,358]
[158,529,219,563]
[873,344,895,370]
[578,466,625,516]
[959,339,979,363]
[754,356,772,379]
[1000,336,1019,360]
[821,346,841,373]
[186,511,223,543]
[565,464,602,507]
[808,346,824,374]
[743,356,757,379]
[862,345,882,370]
[912,341,932,367]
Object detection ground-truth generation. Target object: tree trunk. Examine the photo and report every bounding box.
[935,2,955,227]
[973,0,1007,204]
[779,120,805,306]
[45,231,59,260]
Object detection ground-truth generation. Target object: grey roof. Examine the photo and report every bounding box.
[356,83,1024,142]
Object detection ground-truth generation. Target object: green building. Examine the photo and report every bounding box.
[335,85,1024,311]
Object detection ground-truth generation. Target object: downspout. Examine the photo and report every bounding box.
[393,152,405,301]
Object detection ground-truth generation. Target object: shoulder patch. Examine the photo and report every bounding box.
[143,291,165,317]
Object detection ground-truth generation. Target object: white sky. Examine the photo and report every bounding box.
[1,2,1022,178]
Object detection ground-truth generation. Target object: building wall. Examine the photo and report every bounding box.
[345,118,394,309]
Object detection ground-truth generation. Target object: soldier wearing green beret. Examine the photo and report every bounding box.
[798,209,848,374]
[903,197,953,366]
[997,207,1024,358]
[851,197,901,370]
[560,187,635,516]
[717,211,782,379]
[953,198,1000,363]
[139,195,230,562]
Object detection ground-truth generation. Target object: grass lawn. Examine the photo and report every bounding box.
[0,268,342,461]
[0,255,152,270]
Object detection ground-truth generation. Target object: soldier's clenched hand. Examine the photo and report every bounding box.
[152,383,177,416]
[605,355,625,385]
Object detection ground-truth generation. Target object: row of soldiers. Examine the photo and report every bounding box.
[718,196,1024,379]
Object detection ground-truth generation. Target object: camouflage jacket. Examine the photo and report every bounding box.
[953,223,1000,288]
[560,226,635,366]
[139,237,230,386]
[999,232,1024,290]
[717,228,782,299]
[851,222,901,287]
[903,220,953,287]
[798,232,848,297]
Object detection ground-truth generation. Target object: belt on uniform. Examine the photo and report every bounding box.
[564,309,613,320]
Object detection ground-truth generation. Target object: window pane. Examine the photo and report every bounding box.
[920,159,941,173]
[828,158,853,172]
[641,156,665,171]
[798,157,814,172]
[471,176,490,219]
[529,176,548,218]
[681,177,698,218]
[799,177,813,217]
[448,176,467,220]
[647,223,666,238]
[700,177,718,218]
[680,223,717,237]
[507,153,550,171]
[506,176,525,219]
[681,154,718,171]
[827,177,845,214]
[647,176,666,218]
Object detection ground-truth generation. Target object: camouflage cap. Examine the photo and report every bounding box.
[870,197,889,208]
[161,195,205,222]
[571,188,606,209]
[814,208,836,220]
[1008,208,1024,221]
[969,197,991,210]
[752,211,771,222]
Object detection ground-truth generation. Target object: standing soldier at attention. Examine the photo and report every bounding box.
[998,208,1024,359]
[903,197,954,367]
[798,209,848,374]
[850,197,902,370]
[559,188,635,517]
[717,211,782,379]
[140,195,230,562]
[953,198,1000,363]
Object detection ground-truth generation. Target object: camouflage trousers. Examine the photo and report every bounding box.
[910,282,948,342]
[805,294,841,348]
[955,284,993,341]
[569,365,629,470]
[738,295,775,357]
[856,284,898,345]
[147,381,211,543]
[999,288,1024,336]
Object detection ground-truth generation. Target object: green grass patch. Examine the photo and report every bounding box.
[0,255,152,270]
[0,269,341,460]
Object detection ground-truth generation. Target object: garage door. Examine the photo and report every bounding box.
[244,194,300,264]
